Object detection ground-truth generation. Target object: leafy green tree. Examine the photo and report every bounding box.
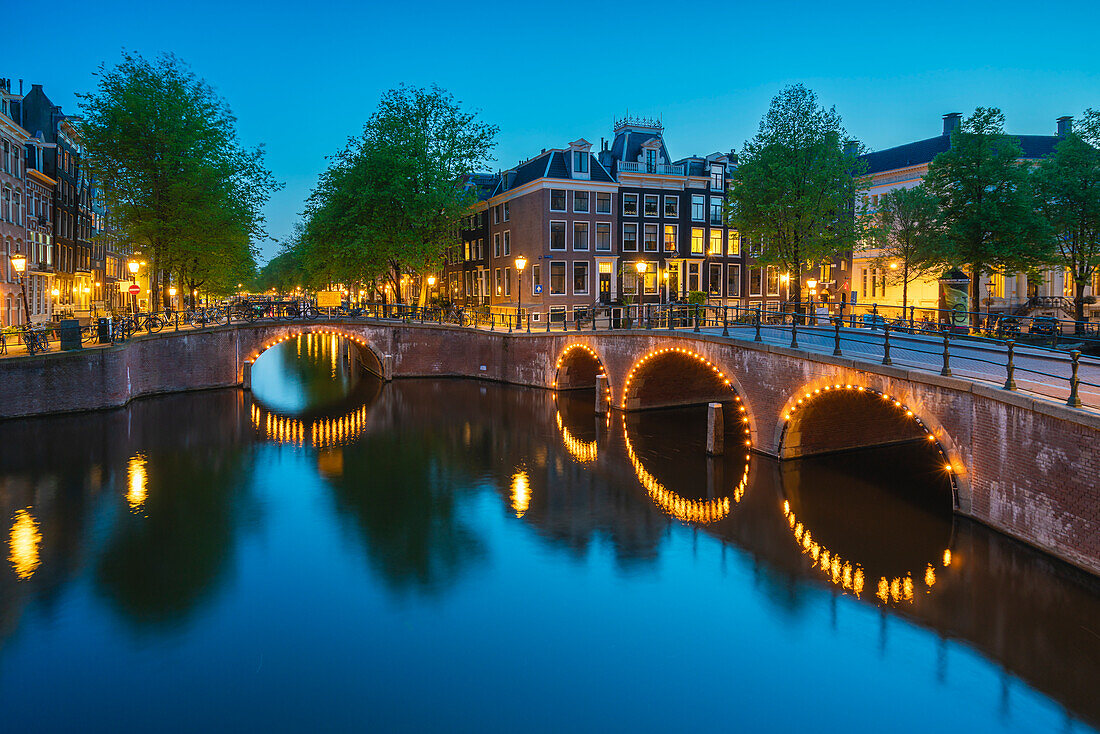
[924,108,1052,327]
[1033,109,1100,328]
[78,52,279,309]
[868,185,943,314]
[302,85,497,304]
[728,84,867,309]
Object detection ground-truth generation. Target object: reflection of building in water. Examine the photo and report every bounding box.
[621,415,748,524]
[781,499,951,606]
[250,403,371,449]
[8,509,41,580]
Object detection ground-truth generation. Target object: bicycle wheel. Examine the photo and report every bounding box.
[147,315,164,333]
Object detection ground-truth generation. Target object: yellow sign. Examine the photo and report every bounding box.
[317,291,342,308]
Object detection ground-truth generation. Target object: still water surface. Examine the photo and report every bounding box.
[1,334,1099,732]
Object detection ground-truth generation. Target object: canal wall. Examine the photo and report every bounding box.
[2,321,1099,579]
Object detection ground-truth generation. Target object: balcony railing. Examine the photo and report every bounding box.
[618,161,685,176]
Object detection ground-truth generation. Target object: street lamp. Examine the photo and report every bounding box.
[9,253,30,325]
[515,255,527,328]
[662,268,669,304]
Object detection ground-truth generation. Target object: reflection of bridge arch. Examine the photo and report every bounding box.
[249,402,372,449]
[776,382,962,507]
[555,411,598,463]
[245,328,385,379]
[621,415,748,524]
[781,498,953,607]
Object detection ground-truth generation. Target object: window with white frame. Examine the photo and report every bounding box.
[664,224,677,252]
[550,221,566,250]
[709,229,722,255]
[595,222,611,251]
[728,230,740,255]
[749,267,763,296]
[664,196,678,218]
[727,264,741,298]
[688,262,700,292]
[709,198,722,225]
[622,223,638,251]
[493,205,500,224]
[503,230,511,256]
[495,268,502,296]
[691,195,705,221]
[709,263,722,296]
[574,151,588,173]
[550,190,567,211]
[710,165,724,190]
[596,192,611,213]
[505,266,512,296]
[623,193,638,216]
[766,266,780,296]
[573,221,589,251]
[493,233,501,257]
[573,261,589,295]
[690,227,704,255]
[502,201,510,221]
[550,261,566,294]
[573,191,589,213]
[643,223,658,252]
[643,195,659,217]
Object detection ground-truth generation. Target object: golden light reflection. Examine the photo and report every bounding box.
[511,470,531,518]
[555,412,597,463]
[622,416,746,524]
[9,509,42,580]
[783,501,949,606]
[127,454,148,512]
[250,403,370,449]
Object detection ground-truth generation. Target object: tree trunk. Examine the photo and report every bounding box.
[969,262,981,331]
[1075,278,1087,333]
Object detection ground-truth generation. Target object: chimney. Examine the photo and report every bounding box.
[942,113,962,136]
[18,79,23,94]
[1057,116,1073,137]
[843,139,859,157]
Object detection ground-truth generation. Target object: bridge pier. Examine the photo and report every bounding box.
[242,362,252,391]
[595,375,610,414]
[383,354,394,382]
[706,402,724,456]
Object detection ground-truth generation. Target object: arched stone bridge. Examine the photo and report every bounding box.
[2,318,1098,577]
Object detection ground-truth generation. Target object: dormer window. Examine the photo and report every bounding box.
[573,151,588,174]
[710,165,725,191]
[646,149,656,173]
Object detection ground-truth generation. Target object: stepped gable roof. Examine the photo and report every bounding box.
[862,134,1061,175]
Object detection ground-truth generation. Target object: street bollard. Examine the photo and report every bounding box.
[754,309,762,342]
[833,318,842,356]
[882,325,893,365]
[1067,351,1083,408]
[940,334,952,376]
[723,306,730,337]
[1004,340,1017,391]
[790,312,799,349]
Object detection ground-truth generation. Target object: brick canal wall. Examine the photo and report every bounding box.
[1,321,1098,577]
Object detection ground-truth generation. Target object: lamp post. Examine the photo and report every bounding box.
[514,255,527,328]
[9,253,30,325]
[780,272,790,309]
[806,279,818,324]
[169,286,177,312]
[662,268,669,304]
[985,279,994,328]
[128,260,140,314]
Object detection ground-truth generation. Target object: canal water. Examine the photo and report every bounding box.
[1,333,1099,732]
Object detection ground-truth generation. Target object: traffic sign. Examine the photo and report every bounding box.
[128,284,141,295]
[533,284,542,295]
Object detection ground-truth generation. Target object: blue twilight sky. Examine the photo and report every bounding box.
[7,0,1099,262]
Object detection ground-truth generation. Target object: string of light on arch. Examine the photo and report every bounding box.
[249,403,370,449]
[245,328,376,366]
[552,343,611,402]
[622,415,748,524]
[781,383,959,480]
[782,500,953,606]
[621,347,751,448]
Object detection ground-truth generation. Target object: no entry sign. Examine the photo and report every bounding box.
[128,284,141,294]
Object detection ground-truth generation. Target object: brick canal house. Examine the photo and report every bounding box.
[23,133,56,323]
[0,79,30,327]
[444,117,788,321]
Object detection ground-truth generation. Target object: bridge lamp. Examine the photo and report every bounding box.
[427,275,436,287]
[169,287,177,297]
[514,256,527,328]
[128,260,140,274]
[10,254,26,273]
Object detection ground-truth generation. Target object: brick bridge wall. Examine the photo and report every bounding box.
[1,321,1098,577]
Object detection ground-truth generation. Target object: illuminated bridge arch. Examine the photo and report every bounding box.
[245,327,385,379]
[552,343,608,391]
[777,381,966,508]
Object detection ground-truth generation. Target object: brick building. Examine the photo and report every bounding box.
[0,79,30,326]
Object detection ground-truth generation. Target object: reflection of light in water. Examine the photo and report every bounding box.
[782,499,951,606]
[331,334,338,378]
[127,454,148,512]
[250,403,370,449]
[555,412,597,463]
[511,470,531,517]
[9,509,42,580]
[622,416,746,524]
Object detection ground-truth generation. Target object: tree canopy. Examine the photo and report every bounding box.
[923,107,1051,325]
[78,51,280,306]
[299,85,497,303]
[727,84,867,307]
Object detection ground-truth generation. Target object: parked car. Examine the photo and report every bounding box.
[1028,316,1060,336]
[858,313,886,328]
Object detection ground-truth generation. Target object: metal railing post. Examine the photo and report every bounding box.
[882,324,893,365]
[668,304,675,331]
[527,312,531,333]
[1003,340,1017,390]
[722,305,729,337]
[546,310,551,332]
[1067,350,1083,408]
[754,308,762,342]
[790,311,799,349]
[940,334,952,376]
[833,317,842,356]
[871,302,879,330]
[694,304,700,333]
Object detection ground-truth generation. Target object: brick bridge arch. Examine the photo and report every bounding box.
[23,320,1089,575]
